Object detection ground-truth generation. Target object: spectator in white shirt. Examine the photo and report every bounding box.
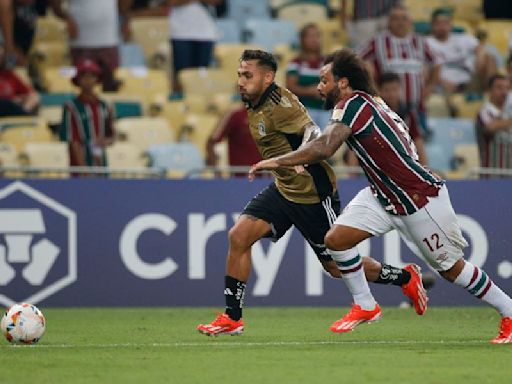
[427,8,497,94]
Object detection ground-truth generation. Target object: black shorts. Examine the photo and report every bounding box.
[241,183,341,262]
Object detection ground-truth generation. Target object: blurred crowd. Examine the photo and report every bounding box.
[0,0,511,177]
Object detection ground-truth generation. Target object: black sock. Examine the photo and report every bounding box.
[374,263,411,286]
[224,275,246,321]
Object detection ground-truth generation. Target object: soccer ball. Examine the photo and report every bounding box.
[1,303,46,344]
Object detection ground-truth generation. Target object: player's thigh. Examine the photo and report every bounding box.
[238,183,293,244]
[286,191,341,262]
[394,186,468,271]
[333,187,394,239]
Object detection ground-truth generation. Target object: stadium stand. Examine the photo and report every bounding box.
[216,19,242,44]
[0,117,53,152]
[116,117,175,153]
[147,142,204,177]
[106,142,148,170]
[277,3,329,29]
[227,0,272,28]
[243,19,298,51]
[129,17,169,69]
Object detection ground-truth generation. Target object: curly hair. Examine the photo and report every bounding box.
[331,48,377,95]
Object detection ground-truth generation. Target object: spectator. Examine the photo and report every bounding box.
[60,59,115,167]
[0,44,39,116]
[12,0,38,65]
[378,72,428,165]
[359,3,440,137]
[0,0,16,69]
[206,105,261,177]
[340,0,399,48]
[167,0,222,94]
[507,54,512,80]
[50,0,133,92]
[286,24,330,130]
[130,0,167,17]
[427,8,497,96]
[475,74,512,175]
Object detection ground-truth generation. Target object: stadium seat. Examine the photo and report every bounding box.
[426,94,450,117]
[34,16,67,44]
[243,19,298,52]
[277,3,328,29]
[216,19,241,43]
[452,143,480,175]
[116,67,170,106]
[427,117,476,169]
[214,43,263,77]
[14,67,30,84]
[228,0,271,28]
[0,142,19,166]
[42,67,78,93]
[101,94,144,119]
[106,142,147,169]
[403,0,445,22]
[147,142,204,177]
[451,94,483,120]
[425,142,451,172]
[0,118,53,152]
[179,67,237,98]
[39,106,63,126]
[120,43,146,67]
[116,117,175,152]
[29,42,70,67]
[452,0,484,24]
[40,92,75,107]
[180,113,219,157]
[477,20,512,55]
[23,142,69,178]
[316,19,349,54]
[149,99,188,134]
[130,17,169,67]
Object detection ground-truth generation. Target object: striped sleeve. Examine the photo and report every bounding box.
[330,96,373,135]
[359,38,376,61]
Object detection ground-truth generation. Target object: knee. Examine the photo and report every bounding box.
[325,230,350,251]
[439,258,465,282]
[228,226,252,251]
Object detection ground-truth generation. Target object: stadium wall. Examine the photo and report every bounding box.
[0,178,510,307]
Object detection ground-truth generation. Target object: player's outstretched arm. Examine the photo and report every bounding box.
[249,122,351,180]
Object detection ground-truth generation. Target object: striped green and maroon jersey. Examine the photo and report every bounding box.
[331,91,444,216]
[60,96,114,166]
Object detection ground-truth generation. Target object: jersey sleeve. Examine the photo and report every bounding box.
[330,96,373,135]
[273,92,313,134]
[359,38,376,61]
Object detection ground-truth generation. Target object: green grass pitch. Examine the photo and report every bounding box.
[0,307,510,384]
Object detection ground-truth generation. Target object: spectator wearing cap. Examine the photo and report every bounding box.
[427,7,497,96]
[60,59,115,168]
[0,43,39,116]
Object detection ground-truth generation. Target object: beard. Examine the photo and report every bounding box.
[323,86,340,110]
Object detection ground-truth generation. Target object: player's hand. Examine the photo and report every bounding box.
[294,165,305,174]
[248,159,279,181]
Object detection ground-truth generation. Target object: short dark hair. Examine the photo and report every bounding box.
[488,73,509,89]
[331,48,376,95]
[378,72,401,88]
[240,49,278,72]
[431,7,453,22]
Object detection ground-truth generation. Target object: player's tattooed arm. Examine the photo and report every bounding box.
[249,122,351,179]
[300,122,322,146]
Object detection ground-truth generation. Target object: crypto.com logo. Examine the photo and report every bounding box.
[0,181,77,306]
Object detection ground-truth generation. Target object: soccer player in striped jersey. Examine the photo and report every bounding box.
[249,49,512,343]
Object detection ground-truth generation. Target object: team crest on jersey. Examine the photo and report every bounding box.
[331,109,343,121]
[258,120,266,136]
[280,96,292,108]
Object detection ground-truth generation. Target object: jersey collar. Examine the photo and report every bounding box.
[248,82,278,110]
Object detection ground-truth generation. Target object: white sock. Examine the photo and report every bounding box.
[454,261,512,317]
[329,248,377,310]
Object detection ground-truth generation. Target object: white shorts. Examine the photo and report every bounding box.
[334,186,468,271]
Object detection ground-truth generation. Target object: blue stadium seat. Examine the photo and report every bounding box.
[147,143,204,175]
[40,93,74,106]
[425,143,451,172]
[120,43,146,67]
[427,118,476,171]
[243,19,298,52]
[227,0,271,28]
[216,19,241,43]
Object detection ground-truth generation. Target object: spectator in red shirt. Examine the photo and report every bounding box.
[60,59,115,167]
[206,105,261,177]
[0,44,39,116]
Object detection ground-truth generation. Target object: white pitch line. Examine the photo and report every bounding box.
[0,339,490,349]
